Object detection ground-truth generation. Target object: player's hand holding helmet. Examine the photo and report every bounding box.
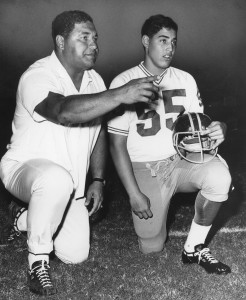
[172,112,218,164]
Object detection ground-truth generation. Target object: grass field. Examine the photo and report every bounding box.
[0,130,246,300]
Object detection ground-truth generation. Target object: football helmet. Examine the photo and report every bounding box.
[172,112,217,164]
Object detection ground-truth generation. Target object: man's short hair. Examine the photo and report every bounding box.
[141,14,178,38]
[52,10,93,46]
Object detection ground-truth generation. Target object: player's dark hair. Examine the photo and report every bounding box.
[141,14,178,38]
[52,10,93,47]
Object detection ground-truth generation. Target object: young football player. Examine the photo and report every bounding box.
[108,14,232,274]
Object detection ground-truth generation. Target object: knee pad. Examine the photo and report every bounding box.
[201,161,232,202]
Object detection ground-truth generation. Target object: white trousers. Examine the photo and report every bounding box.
[0,157,90,264]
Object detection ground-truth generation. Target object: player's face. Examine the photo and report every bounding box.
[144,27,177,75]
[63,21,99,71]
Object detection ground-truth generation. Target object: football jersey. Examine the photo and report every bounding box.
[108,62,203,162]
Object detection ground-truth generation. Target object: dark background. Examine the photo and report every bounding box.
[0,0,245,158]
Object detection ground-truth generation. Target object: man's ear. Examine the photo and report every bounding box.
[56,35,64,50]
[142,35,149,49]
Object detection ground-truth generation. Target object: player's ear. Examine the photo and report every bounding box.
[142,35,149,50]
[56,35,65,51]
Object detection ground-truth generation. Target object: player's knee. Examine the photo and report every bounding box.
[55,243,90,264]
[203,163,232,194]
[138,233,166,254]
[135,221,167,254]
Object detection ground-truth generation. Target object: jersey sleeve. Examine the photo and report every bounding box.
[186,73,204,113]
[107,74,132,136]
[108,108,130,136]
[18,69,61,122]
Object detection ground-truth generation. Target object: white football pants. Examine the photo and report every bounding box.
[0,157,90,264]
[131,153,232,254]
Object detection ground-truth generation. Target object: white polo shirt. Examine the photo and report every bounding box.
[3,51,106,197]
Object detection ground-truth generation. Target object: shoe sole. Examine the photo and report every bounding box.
[182,259,231,275]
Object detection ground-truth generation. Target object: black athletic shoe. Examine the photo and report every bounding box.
[28,260,57,296]
[182,244,231,275]
[0,201,27,246]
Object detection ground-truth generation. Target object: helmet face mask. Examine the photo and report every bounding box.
[172,113,217,164]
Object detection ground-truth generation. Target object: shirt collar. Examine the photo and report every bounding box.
[49,51,69,79]
[80,70,92,93]
[138,61,168,85]
[49,51,92,91]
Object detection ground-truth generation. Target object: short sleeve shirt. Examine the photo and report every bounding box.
[3,51,106,197]
[108,62,203,162]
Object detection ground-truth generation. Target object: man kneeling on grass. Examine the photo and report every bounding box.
[108,14,232,275]
[0,10,159,296]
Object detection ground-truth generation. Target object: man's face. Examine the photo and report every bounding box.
[144,27,177,74]
[63,21,99,71]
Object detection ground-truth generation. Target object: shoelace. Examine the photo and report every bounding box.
[31,261,53,288]
[7,227,21,241]
[197,248,219,264]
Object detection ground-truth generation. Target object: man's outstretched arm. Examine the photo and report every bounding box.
[35,76,159,125]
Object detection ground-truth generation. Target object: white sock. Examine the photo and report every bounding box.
[184,220,212,252]
[16,210,27,231]
[28,253,49,269]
